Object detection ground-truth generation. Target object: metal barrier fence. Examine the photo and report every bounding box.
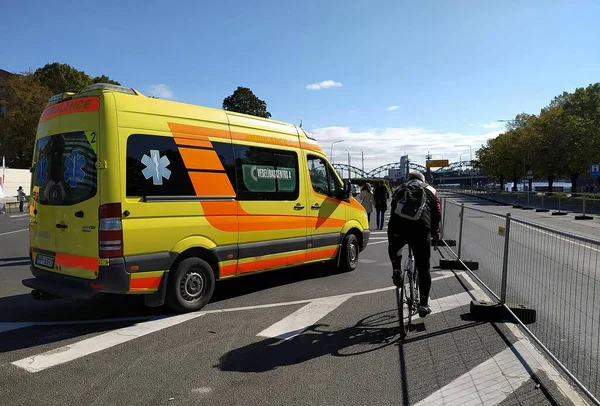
[442,199,600,405]
[441,188,600,217]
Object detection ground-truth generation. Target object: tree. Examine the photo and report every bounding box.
[0,72,52,168]
[222,86,271,118]
[531,104,568,191]
[34,62,120,94]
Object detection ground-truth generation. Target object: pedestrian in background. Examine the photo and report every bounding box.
[358,183,374,228]
[17,186,26,212]
[374,180,389,230]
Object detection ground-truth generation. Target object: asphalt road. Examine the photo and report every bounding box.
[0,209,590,406]
[441,193,600,400]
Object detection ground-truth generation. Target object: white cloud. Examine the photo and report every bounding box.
[306,80,343,90]
[312,126,501,173]
[147,84,175,99]
[480,121,504,129]
[386,106,400,111]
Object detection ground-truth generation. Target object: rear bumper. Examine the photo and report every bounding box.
[361,230,370,251]
[23,258,130,300]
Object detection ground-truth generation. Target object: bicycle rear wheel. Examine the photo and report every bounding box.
[396,268,412,339]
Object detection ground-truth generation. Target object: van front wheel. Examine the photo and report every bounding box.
[166,257,215,313]
[338,233,359,273]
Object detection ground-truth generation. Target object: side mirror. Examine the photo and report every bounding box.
[344,180,352,198]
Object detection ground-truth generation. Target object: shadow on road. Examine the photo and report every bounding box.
[0,256,30,267]
[218,309,402,373]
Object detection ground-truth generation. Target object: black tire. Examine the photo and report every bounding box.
[338,233,360,273]
[399,269,411,339]
[166,257,215,313]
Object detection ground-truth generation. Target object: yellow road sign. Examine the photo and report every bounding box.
[426,159,449,168]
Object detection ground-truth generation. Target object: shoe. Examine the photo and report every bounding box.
[418,305,431,318]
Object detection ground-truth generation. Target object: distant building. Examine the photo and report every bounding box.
[0,69,13,116]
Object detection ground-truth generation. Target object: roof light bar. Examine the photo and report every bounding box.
[79,83,137,95]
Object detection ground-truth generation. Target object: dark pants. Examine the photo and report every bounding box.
[19,201,24,212]
[376,210,386,229]
[387,229,432,306]
[367,212,371,225]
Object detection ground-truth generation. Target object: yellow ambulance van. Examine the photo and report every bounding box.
[24,83,370,312]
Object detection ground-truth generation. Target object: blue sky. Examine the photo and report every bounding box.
[2,0,600,170]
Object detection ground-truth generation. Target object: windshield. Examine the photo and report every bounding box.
[32,131,97,206]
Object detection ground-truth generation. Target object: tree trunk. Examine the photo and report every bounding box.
[571,173,580,193]
[547,175,554,195]
[528,179,533,192]
[512,172,518,191]
[499,177,505,190]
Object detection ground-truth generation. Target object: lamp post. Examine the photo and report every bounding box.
[455,144,472,190]
[346,149,352,180]
[330,140,344,164]
[361,149,364,174]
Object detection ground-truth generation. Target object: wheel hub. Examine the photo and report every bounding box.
[180,271,204,301]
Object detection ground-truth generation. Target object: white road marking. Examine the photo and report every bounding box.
[0,228,27,237]
[369,237,387,240]
[257,296,350,340]
[367,240,387,246]
[460,272,590,405]
[11,312,208,373]
[9,271,465,373]
[414,341,537,406]
[10,214,29,219]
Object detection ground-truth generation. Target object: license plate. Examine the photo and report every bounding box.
[35,254,55,268]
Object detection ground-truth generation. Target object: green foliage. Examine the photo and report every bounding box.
[223,86,271,118]
[34,62,120,94]
[477,82,600,190]
[0,73,52,168]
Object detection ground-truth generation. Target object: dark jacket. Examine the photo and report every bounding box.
[389,182,441,235]
[373,185,389,211]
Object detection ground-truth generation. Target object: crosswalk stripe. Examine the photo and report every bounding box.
[257,296,350,340]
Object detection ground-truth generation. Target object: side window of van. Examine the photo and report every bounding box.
[234,145,299,201]
[307,155,342,198]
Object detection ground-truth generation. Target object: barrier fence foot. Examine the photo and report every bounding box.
[535,208,550,212]
[575,215,594,220]
[438,259,479,271]
[432,239,456,247]
[521,206,534,210]
[512,205,523,209]
[470,300,537,324]
[552,211,567,216]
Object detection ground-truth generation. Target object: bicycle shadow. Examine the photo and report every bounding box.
[218,309,403,373]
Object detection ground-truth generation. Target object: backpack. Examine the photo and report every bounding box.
[391,179,427,221]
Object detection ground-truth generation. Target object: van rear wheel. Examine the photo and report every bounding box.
[166,257,215,313]
[338,233,359,273]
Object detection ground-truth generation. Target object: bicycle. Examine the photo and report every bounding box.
[392,237,439,339]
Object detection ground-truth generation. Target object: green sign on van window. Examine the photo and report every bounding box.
[242,165,295,192]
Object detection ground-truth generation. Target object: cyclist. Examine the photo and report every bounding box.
[388,172,441,317]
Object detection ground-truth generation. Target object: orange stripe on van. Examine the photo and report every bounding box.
[179,148,225,171]
[202,201,238,216]
[189,172,236,196]
[40,96,100,122]
[168,122,231,140]
[130,276,162,290]
[55,253,98,271]
[174,137,213,149]
[238,252,305,273]
[230,131,301,148]
[220,263,237,277]
[307,247,338,261]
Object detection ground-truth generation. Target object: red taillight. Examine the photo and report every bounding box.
[99,203,123,258]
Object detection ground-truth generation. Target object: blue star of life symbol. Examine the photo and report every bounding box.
[141,150,171,185]
[64,150,86,188]
[36,154,48,184]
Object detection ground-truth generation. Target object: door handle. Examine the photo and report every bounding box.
[311,203,321,210]
[293,204,305,210]
[55,224,68,229]
[74,211,84,218]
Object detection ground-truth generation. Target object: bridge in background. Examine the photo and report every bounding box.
[333,160,487,186]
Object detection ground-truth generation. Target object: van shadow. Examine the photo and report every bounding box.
[217,309,402,373]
